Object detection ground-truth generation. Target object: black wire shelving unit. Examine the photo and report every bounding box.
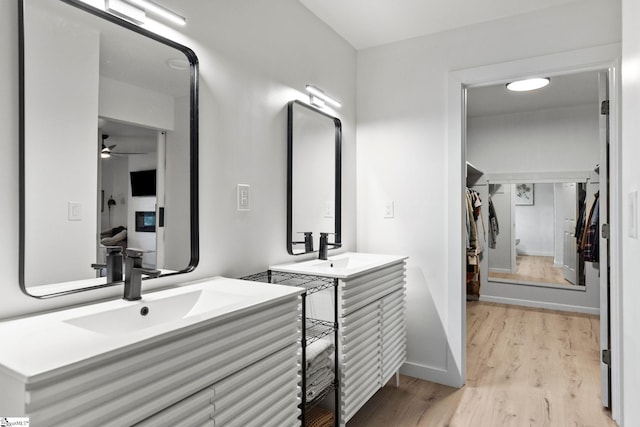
[240,270,339,426]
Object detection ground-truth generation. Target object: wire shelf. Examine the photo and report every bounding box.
[240,271,335,295]
[304,381,338,410]
[305,318,336,345]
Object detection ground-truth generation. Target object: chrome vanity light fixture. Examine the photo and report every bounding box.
[506,77,550,92]
[305,85,342,108]
[104,0,186,26]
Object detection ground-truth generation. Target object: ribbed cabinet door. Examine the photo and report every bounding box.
[380,288,406,384]
[338,260,406,424]
[212,343,300,427]
[339,301,381,421]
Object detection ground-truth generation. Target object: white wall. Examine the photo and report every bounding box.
[467,104,600,173]
[23,1,100,287]
[128,153,158,267]
[357,0,620,387]
[100,154,129,231]
[487,184,513,272]
[164,95,191,270]
[516,183,555,257]
[99,77,175,131]
[0,0,356,316]
[622,0,640,423]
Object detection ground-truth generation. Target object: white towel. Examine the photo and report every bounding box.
[307,356,333,378]
[306,366,334,401]
[306,339,334,368]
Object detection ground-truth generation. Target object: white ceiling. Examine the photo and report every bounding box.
[467,71,600,117]
[299,0,587,50]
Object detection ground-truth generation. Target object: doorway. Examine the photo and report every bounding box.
[450,46,621,422]
[464,68,611,407]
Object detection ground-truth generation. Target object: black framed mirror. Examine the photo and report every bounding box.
[287,100,341,255]
[19,0,199,297]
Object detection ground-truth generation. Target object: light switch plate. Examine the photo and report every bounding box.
[237,184,250,211]
[68,201,82,221]
[383,200,394,218]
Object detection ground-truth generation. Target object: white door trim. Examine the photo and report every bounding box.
[447,43,622,423]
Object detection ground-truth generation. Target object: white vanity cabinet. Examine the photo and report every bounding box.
[0,280,302,427]
[338,260,407,424]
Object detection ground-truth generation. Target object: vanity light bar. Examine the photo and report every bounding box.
[305,85,342,108]
[125,0,187,26]
[105,0,145,25]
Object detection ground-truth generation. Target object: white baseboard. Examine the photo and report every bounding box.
[400,361,462,388]
[480,295,599,315]
[518,251,554,257]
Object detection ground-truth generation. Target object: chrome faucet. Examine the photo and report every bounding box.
[318,232,341,260]
[123,248,161,301]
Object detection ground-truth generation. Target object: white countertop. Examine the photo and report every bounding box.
[0,277,303,383]
[269,252,408,279]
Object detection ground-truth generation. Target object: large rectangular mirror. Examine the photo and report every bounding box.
[484,179,599,288]
[287,100,341,255]
[19,0,199,297]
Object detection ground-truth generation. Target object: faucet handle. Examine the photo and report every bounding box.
[135,267,161,278]
[105,246,123,255]
[125,247,146,258]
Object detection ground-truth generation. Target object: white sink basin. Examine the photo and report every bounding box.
[270,252,407,279]
[0,277,303,379]
[64,287,252,335]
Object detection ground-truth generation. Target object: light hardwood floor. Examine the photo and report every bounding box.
[489,255,571,286]
[346,302,615,427]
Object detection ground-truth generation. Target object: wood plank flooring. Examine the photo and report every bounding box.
[489,255,571,286]
[346,302,615,427]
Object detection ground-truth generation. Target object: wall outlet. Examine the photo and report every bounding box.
[237,184,250,211]
[383,200,394,218]
[68,201,82,221]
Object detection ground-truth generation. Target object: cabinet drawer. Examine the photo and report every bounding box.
[135,387,214,427]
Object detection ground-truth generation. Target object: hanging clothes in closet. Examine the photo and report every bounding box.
[488,196,499,249]
[466,188,485,301]
[578,191,600,262]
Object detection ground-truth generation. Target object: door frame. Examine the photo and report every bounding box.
[447,44,622,423]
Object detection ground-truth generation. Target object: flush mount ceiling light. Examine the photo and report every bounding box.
[506,77,550,92]
[305,85,342,108]
[104,0,186,26]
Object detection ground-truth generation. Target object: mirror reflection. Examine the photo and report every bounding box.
[287,100,341,255]
[485,181,595,287]
[20,0,198,296]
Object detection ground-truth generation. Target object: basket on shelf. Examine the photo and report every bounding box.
[305,406,334,427]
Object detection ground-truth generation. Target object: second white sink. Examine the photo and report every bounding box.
[270,252,407,279]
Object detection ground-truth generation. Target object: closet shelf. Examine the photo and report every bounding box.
[466,161,484,186]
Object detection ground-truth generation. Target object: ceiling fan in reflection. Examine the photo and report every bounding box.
[100,134,149,158]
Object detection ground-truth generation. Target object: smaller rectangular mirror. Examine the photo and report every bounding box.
[287,100,341,255]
